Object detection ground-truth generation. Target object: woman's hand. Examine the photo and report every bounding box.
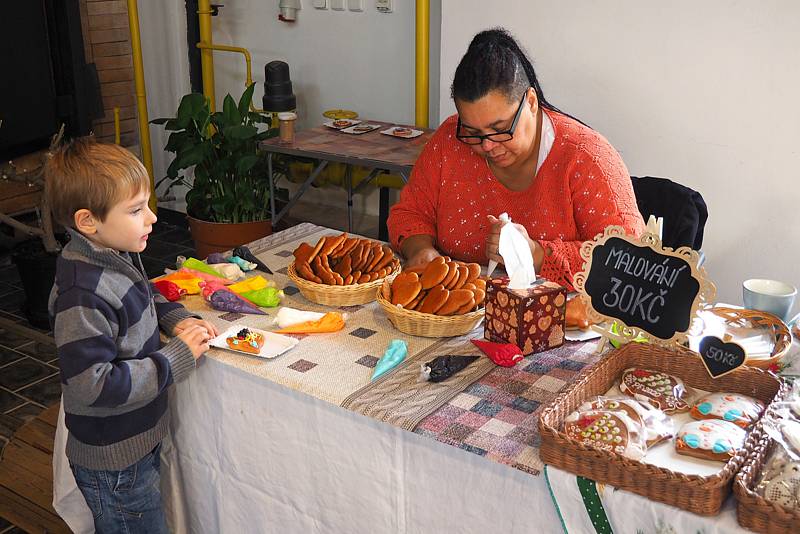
[486,215,544,270]
[399,234,441,268]
[406,247,441,268]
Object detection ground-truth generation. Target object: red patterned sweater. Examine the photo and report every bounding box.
[387,110,645,288]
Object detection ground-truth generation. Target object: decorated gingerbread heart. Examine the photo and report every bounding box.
[564,410,646,460]
[619,368,690,413]
[578,396,674,447]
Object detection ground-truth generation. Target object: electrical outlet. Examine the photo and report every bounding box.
[375,0,393,13]
[313,0,328,8]
[331,0,345,10]
[347,0,364,12]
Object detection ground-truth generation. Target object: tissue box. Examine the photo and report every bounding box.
[484,277,567,355]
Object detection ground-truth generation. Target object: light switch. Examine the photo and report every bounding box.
[347,0,364,12]
[375,0,393,13]
[313,0,328,9]
[331,0,345,10]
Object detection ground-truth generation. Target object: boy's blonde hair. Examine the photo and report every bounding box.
[45,137,150,228]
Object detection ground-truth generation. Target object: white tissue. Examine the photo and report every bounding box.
[497,214,537,289]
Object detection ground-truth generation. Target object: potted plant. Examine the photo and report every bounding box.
[153,83,282,257]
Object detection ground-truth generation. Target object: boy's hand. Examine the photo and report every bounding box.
[177,324,212,360]
[174,318,219,338]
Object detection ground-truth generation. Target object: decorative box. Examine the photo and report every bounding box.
[484,277,567,355]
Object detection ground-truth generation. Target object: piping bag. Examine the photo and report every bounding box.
[487,212,537,289]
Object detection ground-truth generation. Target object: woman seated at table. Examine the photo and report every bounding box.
[387,28,644,289]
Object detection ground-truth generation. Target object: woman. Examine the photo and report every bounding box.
[387,28,644,289]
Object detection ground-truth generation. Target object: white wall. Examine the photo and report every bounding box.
[440,0,800,307]
[139,0,418,215]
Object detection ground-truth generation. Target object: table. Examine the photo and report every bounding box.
[261,121,434,241]
[52,223,791,533]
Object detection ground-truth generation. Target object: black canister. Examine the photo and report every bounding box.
[262,61,296,112]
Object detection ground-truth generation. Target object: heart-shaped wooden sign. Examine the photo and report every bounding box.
[698,336,746,378]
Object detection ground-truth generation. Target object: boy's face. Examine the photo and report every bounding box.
[85,188,157,253]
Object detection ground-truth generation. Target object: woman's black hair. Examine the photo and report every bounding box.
[452,28,583,124]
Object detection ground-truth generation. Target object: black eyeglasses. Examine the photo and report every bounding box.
[456,91,527,145]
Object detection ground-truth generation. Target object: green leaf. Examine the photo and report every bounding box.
[176,146,206,168]
[235,155,260,175]
[222,94,241,127]
[150,117,170,125]
[223,125,258,140]
[176,93,205,128]
[238,83,256,117]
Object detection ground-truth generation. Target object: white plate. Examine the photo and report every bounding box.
[210,325,299,359]
[323,118,361,130]
[340,123,381,135]
[379,126,424,139]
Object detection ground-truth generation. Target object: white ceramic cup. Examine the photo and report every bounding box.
[742,279,797,322]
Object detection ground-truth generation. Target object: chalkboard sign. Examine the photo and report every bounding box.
[698,336,746,378]
[574,227,716,345]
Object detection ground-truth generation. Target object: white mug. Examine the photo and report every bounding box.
[742,279,797,322]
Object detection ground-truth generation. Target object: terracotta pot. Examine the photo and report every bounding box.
[187,216,272,259]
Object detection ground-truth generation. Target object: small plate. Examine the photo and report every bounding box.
[324,118,361,130]
[340,123,381,135]
[210,325,299,359]
[380,126,424,139]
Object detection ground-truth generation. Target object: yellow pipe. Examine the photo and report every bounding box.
[113,107,121,145]
[415,0,429,128]
[198,0,216,112]
[196,43,267,113]
[126,0,157,212]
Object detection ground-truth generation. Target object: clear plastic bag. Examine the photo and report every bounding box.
[564,408,648,460]
[756,387,800,511]
[577,396,675,447]
[619,367,692,414]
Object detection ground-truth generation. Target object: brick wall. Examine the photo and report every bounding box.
[80,0,139,147]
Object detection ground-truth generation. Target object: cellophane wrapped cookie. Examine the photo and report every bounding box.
[564,409,648,460]
[675,419,747,462]
[577,396,675,447]
[619,368,692,414]
[690,392,765,429]
[756,384,800,511]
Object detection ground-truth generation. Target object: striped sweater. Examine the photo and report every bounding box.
[49,229,197,470]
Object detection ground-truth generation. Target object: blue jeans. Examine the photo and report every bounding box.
[69,444,169,534]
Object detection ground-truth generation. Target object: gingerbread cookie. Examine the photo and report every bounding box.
[675,419,746,462]
[578,397,674,447]
[564,410,646,460]
[226,328,265,355]
[619,368,690,413]
[690,393,765,429]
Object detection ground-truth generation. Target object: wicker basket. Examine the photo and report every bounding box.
[286,261,399,306]
[698,307,792,370]
[375,278,484,337]
[734,389,800,533]
[538,342,785,516]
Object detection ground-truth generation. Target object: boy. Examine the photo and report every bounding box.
[46,138,218,533]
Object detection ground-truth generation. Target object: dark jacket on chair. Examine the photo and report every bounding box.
[630,176,708,250]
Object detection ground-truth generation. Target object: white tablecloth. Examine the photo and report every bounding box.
[159,357,560,533]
